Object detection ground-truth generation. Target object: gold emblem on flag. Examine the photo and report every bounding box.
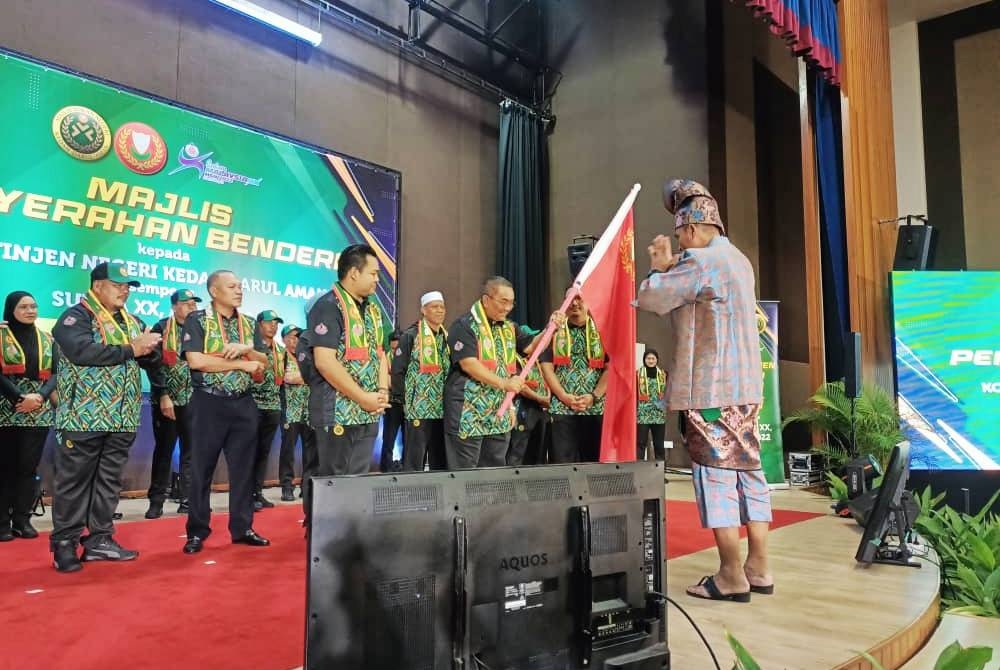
[620,228,635,279]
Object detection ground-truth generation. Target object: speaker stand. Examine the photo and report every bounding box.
[849,396,857,458]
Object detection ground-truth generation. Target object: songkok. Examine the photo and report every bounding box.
[421,291,444,307]
[663,178,726,234]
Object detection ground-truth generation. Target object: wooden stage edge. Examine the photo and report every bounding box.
[665,478,942,670]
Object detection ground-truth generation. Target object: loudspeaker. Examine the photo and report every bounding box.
[568,236,597,278]
[893,224,937,270]
[845,455,879,499]
[844,332,861,399]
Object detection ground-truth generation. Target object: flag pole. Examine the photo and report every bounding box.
[496,183,642,417]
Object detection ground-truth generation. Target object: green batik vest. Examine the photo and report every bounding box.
[404,329,450,421]
[200,311,257,395]
[459,320,517,439]
[161,358,193,406]
[252,344,284,411]
[56,318,143,433]
[0,327,54,428]
[0,379,54,428]
[333,301,384,427]
[283,356,309,424]
[549,326,606,417]
[637,369,666,424]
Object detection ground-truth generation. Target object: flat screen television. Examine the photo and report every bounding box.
[855,442,919,567]
[306,461,669,669]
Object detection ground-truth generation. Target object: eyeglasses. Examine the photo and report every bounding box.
[485,294,515,309]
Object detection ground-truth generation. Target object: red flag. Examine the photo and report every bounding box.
[496,185,641,462]
[579,209,637,462]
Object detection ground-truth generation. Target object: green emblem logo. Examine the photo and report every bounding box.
[52,106,111,161]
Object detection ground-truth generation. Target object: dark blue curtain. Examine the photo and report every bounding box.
[811,70,850,381]
[497,101,547,327]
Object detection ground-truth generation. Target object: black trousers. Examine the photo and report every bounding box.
[186,390,259,541]
[379,401,404,472]
[638,423,667,461]
[278,420,318,488]
[305,422,378,525]
[254,409,282,492]
[401,418,446,472]
[445,432,510,470]
[507,403,548,466]
[51,430,135,546]
[0,426,48,526]
[550,415,603,463]
[148,401,192,503]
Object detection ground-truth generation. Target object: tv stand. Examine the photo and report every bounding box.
[870,502,921,569]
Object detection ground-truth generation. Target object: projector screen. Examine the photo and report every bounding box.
[0,50,400,337]
[892,271,1000,471]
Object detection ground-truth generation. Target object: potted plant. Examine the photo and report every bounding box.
[782,380,903,473]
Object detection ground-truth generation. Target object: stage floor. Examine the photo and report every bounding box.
[664,475,941,670]
[7,476,941,670]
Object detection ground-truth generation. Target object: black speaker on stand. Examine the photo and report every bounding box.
[893,216,937,270]
[844,332,862,457]
[568,235,597,279]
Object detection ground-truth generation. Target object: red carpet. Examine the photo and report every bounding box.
[665,500,822,558]
[0,501,821,670]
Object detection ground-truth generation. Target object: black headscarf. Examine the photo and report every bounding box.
[643,348,659,378]
[3,291,40,379]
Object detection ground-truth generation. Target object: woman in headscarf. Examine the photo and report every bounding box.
[637,349,668,461]
[0,291,58,541]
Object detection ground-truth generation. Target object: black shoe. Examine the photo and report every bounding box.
[253,499,263,512]
[232,529,270,547]
[281,487,295,502]
[183,536,204,554]
[12,520,39,539]
[112,512,124,521]
[177,501,190,514]
[81,537,139,562]
[0,527,13,542]
[52,541,82,573]
[144,500,164,519]
[256,493,275,509]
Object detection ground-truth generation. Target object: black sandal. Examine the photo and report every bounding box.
[687,575,751,603]
[749,583,774,595]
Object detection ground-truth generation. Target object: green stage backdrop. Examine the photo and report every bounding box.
[757,301,785,484]
[0,51,400,334]
[0,50,401,490]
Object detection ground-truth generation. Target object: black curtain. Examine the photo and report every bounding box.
[497,100,548,327]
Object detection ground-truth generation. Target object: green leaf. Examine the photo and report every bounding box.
[967,535,997,571]
[725,630,762,670]
[933,641,993,670]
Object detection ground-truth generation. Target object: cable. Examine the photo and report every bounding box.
[650,591,722,670]
[472,653,492,670]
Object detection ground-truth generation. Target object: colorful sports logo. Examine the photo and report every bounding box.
[114,122,168,175]
[52,106,111,160]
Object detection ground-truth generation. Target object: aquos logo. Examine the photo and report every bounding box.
[499,553,548,571]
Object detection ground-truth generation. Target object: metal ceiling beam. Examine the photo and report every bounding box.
[297,0,555,118]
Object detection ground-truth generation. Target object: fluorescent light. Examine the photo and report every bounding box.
[208,0,323,46]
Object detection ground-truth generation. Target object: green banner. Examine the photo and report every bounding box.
[0,51,400,335]
[757,301,785,484]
